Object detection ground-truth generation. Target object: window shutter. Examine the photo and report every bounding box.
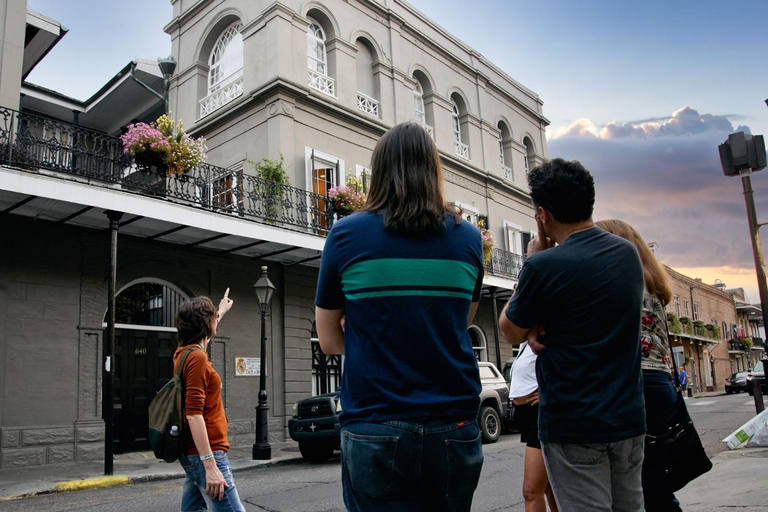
[521,232,532,257]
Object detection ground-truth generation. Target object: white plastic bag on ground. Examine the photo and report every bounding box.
[746,419,768,447]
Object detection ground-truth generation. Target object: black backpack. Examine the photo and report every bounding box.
[148,346,199,462]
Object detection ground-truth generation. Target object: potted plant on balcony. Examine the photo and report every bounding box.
[328,176,366,219]
[739,337,753,351]
[249,154,290,222]
[693,320,707,337]
[473,219,494,266]
[666,312,683,335]
[121,114,207,177]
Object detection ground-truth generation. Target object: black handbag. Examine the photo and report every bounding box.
[643,314,712,493]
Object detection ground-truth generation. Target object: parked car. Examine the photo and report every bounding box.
[287,392,341,462]
[747,361,767,396]
[477,362,510,443]
[725,371,749,394]
[288,362,512,462]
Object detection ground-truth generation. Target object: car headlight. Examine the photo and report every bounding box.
[292,402,299,417]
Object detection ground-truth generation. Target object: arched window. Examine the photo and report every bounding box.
[208,23,243,95]
[307,19,327,76]
[200,22,244,118]
[113,280,188,327]
[468,325,487,362]
[498,121,513,182]
[523,136,535,174]
[414,82,426,124]
[452,103,461,142]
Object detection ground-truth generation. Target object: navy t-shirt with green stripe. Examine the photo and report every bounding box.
[315,211,484,426]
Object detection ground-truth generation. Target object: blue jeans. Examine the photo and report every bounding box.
[340,418,483,512]
[179,451,245,512]
[542,435,645,512]
[642,370,682,512]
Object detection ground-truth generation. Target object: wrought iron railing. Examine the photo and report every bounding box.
[753,337,765,348]
[0,107,333,235]
[0,107,527,280]
[484,247,524,280]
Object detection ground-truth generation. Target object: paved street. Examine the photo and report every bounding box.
[2,393,765,512]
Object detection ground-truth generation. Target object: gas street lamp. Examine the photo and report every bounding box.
[253,266,276,460]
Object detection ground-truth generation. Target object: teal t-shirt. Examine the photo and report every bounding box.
[315,211,483,425]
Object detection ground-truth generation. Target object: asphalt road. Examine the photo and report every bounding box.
[3,393,762,512]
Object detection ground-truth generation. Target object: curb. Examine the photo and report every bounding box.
[1,453,307,501]
[55,476,130,492]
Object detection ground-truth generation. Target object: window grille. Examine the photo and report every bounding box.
[208,23,243,95]
[414,82,426,124]
[115,282,185,327]
[307,20,327,76]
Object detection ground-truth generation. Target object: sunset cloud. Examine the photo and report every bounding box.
[547,106,767,300]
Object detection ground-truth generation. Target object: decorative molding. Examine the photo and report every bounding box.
[443,169,485,196]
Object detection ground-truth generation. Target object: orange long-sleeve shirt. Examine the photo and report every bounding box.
[173,345,229,454]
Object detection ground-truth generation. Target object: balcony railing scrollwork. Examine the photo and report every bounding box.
[0,107,334,235]
[502,165,514,182]
[484,247,524,280]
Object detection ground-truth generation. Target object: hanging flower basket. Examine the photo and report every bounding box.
[473,220,495,266]
[121,114,207,177]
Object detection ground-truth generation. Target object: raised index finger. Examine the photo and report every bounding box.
[536,214,546,238]
[223,287,230,299]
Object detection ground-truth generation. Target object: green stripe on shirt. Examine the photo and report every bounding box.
[342,258,479,299]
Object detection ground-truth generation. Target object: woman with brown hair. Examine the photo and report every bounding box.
[315,122,485,511]
[595,219,683,512]
[174,290,245,512]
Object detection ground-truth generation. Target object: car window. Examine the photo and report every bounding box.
[737,372,748,378]
[479,365,498,380]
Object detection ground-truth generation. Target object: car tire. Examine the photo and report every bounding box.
[726,389,732,395]
[299,441,335,463]
[479,406,501,444]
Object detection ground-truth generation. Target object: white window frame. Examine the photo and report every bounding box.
[503,220,524,256]
[307,19,328,76]
[354,164,371,193]
[208,23,244,96]
[452,103,461,143]
[675,295,681,316]
[414,81,426,124]
[453,200,479,225]
[684,299,690,317]
[693,302,700,321]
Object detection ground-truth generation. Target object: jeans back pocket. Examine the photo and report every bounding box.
[445,431,483,498]
[342,432,400,499]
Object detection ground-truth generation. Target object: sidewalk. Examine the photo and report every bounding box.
[0,441,305,501]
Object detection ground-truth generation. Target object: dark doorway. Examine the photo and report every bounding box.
[113,328,177,453]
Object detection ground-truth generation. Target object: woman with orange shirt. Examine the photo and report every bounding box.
[174,291,245,512]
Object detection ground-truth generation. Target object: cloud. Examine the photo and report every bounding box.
[547,106,767,301]
[550,106,744,141]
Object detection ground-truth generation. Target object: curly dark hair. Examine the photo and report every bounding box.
[527,158,595,224]
[176,296,217,346]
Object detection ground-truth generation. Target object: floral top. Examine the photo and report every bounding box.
[641,292,672,373]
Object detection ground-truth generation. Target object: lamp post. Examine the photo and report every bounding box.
[253,266,276,460]
[157,56,177,115]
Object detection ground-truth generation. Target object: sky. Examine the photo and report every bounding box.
[25,0,768,302]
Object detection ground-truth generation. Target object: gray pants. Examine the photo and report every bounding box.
[541,435,645,512]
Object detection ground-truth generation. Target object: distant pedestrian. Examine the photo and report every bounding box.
[509,342,559,512]
[174,291,245,512]
[596,219,686,511]
[499,158,646,512]
[679,368,689,388]
[315,122,485,512]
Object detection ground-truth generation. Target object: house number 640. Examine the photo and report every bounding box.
[134,348,147,355]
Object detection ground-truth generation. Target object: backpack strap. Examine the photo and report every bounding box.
[177,345,201,428]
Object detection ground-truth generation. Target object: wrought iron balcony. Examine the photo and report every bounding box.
[0,107,333,235]
[484,247,524,280]
[753,337,765,348]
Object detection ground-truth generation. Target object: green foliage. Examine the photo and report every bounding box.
[693,320,707,337]
[667,312,683,334]
[739,337,753,350]
[249,154,290,221]
[705,323,721,341]
[679,316,692,335]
